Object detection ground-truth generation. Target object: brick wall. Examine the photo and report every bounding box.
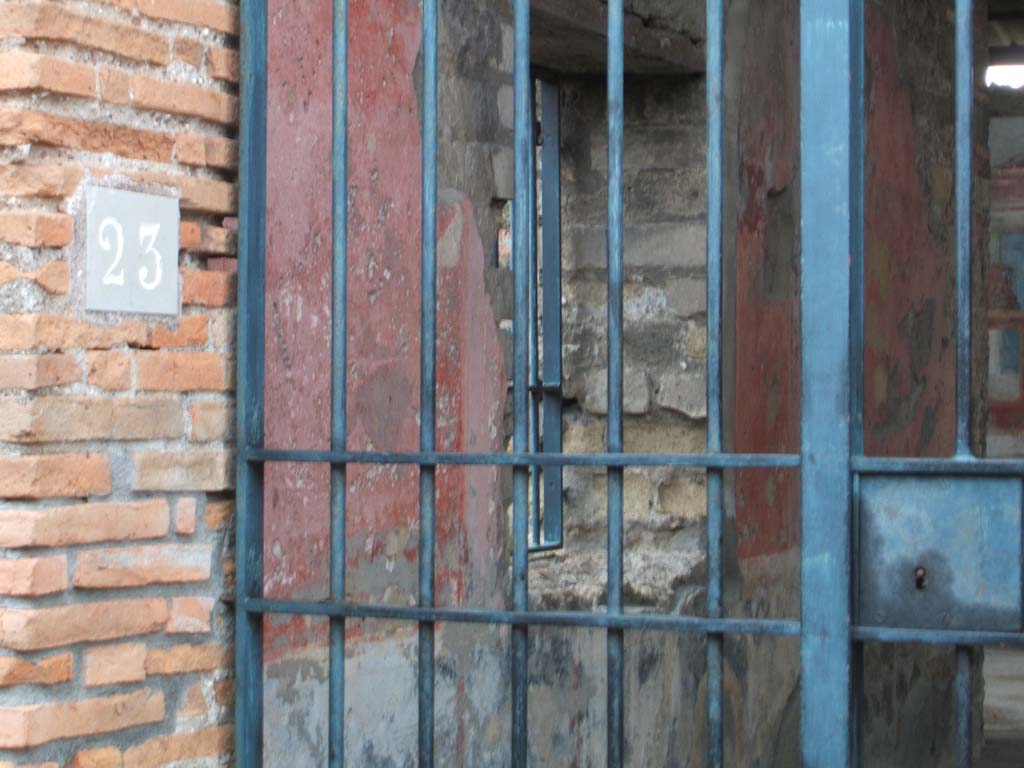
[0,1,238,764]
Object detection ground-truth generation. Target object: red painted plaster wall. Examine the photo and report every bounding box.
[261,0,508,761]
[729,2,987,764]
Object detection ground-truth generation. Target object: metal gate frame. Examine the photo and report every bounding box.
[234,0,1020,765]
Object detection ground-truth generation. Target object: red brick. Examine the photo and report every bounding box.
[206,46,238,83]
[179,221,202,249]
[67,747,123,768]
[0,210,72,247]
[213,678,234,706]
[83,643,147,687]
[188,398,232,441]
[0,599,168,651]
[0,264,69,299]
[0,499,169,548]
[86,351,131,391]
[0,108,174,163]
[0,260,67,294]
[175,133,237,170]
[0,164,83,198]
[98,66,131,105]
[0,315,35,350]
[0,354,79,390]
[0,262,26,290]
[0,396,183,442]
[174,497,196,535]
[203,499,233,531]
[0,555,66,596]
[34,261,69,294]
[75,543,212,589]
[172,37,204,69]
[207,256,237,272]
[181,268,236,307]
[0,653,72,687]
[144,643,229,676]
[96,0,238,35]
[133,450,232,491]
[136,351,227,391]
[148,316,208,350]
[0,314,148,352]
[122,724,233,768]
[0,51,95,99]
[167,596,212,634]
[0,2,170,65]
[180,222,237,255]
[131,74,236,125]
[0,453,110,499]
[178,682,207,717]
[0,689,164,748]
[90,166,236,215]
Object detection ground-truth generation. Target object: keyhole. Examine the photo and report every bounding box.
[914,566,927,591]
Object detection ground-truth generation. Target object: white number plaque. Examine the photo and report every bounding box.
[85,186,180,316]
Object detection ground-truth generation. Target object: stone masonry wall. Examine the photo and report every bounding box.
[0,1,239,764]
[536,74,708,614]
[525,74,712,766]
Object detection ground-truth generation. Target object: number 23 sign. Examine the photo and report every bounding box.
[85,186,180,316]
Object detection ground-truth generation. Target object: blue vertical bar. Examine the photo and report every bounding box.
[419,0,438,765]
[849,1,866,765]
[606,1,624,765]
[529,89,542,547]
[800,0,853,765]
[512,0,531,764]
[539,80,564,547]
[704,0,724,764]
[235,0,267,764]
[954,0,974,459]
[954,1,975,763]
[329,1,349,766]
[956,645,974,768]
[849,5,866,456]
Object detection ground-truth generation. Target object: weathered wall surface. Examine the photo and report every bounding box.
[0,0,239,764]
[723,0,992,765]
[721,0,802,763]
[859,2,989,765]
[261,0,512,765]
[525,73,711,765]
[724,0,992,765]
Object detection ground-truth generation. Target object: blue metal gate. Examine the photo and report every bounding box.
[234,0,1022,765]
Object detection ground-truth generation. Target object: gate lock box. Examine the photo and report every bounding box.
[858,476,1023,631]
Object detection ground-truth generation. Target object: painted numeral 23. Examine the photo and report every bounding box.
[99,217,163,290]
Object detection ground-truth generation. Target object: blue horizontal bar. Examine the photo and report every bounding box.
[853,457,1024,476]
[854,625,1024,647]
[245,449,800,470]
[242,597,801,637]
[528,542,564,554]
